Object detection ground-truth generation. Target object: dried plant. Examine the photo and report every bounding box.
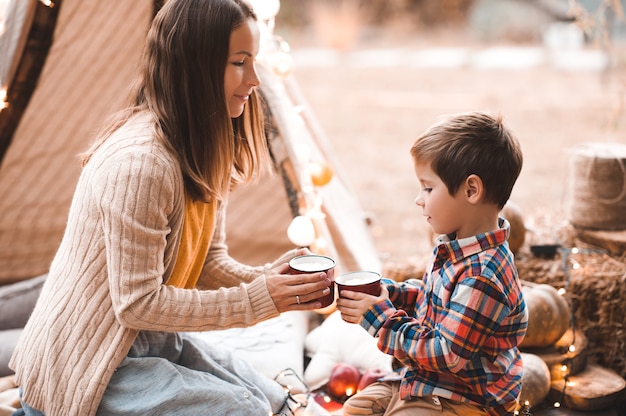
[568,0,626,129]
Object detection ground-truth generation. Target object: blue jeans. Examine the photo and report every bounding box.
[14,388,44,416]
[98,331,287,415]
[19,331,288,415]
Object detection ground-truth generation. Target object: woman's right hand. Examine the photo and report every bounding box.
[265,263,332,312]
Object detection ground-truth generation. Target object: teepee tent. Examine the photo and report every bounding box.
[0,0,380,285]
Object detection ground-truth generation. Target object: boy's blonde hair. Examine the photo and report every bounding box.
[410,111,523,209]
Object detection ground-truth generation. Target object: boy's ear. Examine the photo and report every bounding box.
[464,174,484,203]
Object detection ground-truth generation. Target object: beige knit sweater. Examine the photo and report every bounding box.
[9,113,289,415]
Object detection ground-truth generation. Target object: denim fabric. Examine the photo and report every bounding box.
[16,388,44,416]
[96,331,287,415]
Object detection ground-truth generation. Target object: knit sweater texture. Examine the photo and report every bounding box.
[9,113,281,415]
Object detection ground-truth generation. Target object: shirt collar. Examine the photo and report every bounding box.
[433,217,511,265]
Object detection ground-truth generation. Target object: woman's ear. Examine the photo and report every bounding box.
[464,174,484,203]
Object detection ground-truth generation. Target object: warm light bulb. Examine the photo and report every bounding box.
[571,247,579,254]
[572,261,580,270]
[557,287,566,296]
[310,237,327,254]
[39,0,54,7]
[554,401,561,408]
[309,160,334,186]
[287,215,316,247]
[569,345,576,353]
[0,0,9,35]
[345,387,354,397]
[247,0,280,21]
[0,88,7,110]
[271,51,294,77]
[294,142,312,160]
[323,395,331,404]
[307,208,326,219]
[561,364,568,372]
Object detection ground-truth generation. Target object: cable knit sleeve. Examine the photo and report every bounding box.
[197,198,303,291]
[92,138,278,332]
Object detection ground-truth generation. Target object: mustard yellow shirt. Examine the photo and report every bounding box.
[168,194,216,289]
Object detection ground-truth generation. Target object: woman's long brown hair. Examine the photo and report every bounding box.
[82,0,269,203]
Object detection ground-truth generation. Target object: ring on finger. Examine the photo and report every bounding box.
[296,295,301,305]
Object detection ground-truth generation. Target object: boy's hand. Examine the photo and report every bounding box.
[336,285,389,324]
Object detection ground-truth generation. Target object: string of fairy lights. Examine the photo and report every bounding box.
[512,233,607,415]
[250,0,339,256]
[0,0,8,109]
[0,0,56,111]
[551,244,604,411]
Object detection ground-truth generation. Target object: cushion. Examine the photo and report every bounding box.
[303,311,393,390]
[0,274,46,330]
[0,274,46,377]
[0,329,21,377]
[188,311,311,389]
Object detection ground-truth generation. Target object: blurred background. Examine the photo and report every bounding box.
[270,0,626,265]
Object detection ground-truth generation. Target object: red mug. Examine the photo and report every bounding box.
[288,254,336,308]
[336,271,382,297]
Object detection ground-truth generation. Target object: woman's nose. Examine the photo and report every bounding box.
[248,65,260,87]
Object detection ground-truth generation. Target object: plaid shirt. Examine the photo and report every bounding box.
[361,219,528,415]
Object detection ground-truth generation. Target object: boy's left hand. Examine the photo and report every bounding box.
[336,285,389,324]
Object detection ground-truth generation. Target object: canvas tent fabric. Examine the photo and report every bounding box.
[0,0,381,285]
[0,0,155,283]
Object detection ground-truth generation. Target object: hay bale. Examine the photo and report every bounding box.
[515,233,626,379]
[382,256,428,283]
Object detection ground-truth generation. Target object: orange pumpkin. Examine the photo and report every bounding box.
[500,201,526,254]
[520,281,571,349]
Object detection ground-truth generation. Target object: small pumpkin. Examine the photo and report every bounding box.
[500,201,526,254]
[520,352,551,408]
[520,281,571,349]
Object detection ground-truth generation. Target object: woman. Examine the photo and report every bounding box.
[9,0,331,414]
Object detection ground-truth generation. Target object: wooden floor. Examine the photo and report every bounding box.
[532,404,624,416]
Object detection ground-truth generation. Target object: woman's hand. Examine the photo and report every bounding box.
[265,262,332,312]
[265,247,311,272]
[336,286,389,324]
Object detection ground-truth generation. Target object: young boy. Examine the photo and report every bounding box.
[336,111,528,416]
